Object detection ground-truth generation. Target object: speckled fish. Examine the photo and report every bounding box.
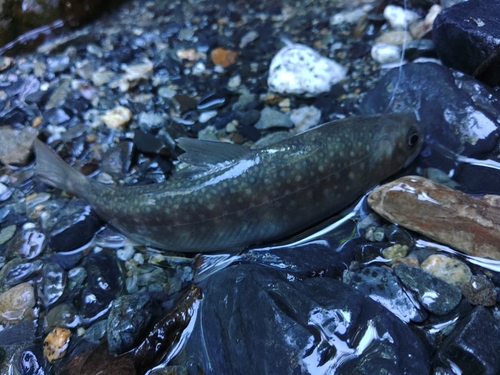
[34,113,422,253]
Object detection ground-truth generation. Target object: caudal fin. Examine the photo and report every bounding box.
[33,138,89,196]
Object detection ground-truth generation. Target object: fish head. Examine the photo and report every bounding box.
[371,113,423,172]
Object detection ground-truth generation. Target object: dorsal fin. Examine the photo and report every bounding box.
[176,137,252,167]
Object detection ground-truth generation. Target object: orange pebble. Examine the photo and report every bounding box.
[43,327,71,362]
[210,47,239,67]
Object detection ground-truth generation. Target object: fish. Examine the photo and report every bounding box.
[34,113,422,253]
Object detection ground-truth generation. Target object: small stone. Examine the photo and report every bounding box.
[91,70,115,86]
[107,292,152,354]
[254,107,293,130]
[227,74,241,90]
[395,263,462,316]
[461,275,497,306]
[376,31,413,45]
[240,30,259,48]
[268,42,346,98]
[382,244,408,260]
[43,327,71,362]
[0,282,35,322]
[421,254,472,288]
[7,229,45,259]
[0,225,16,246]
[371,43,402,64]
[210,47,239,67]
[290,106,321,133]
[116,61,154,92]
[0,126,38,166]
[116,245,135,261]
[46,303,80,331]
[383,4,419,30]
[0,56,14,71]
[199,110,218,123]
[138,112,167,132]
[101,106,133,129]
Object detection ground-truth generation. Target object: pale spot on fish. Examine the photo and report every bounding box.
[348,171,356,180]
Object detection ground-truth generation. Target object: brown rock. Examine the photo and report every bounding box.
[210,47,239,67]
[0,282,35,322]
[368,176,500,260]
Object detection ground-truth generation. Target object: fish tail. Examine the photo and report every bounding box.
[33,138,89,196]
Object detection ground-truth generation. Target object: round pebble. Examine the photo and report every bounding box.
[101,106,133,129]
[0,282,35,321]
[371,43,402,64]
[211,47,239,67]
[43,327,71,362]
[421,254,472,288]
[268,42,346,97]
[461,275,497,306]
[383,5,419,30]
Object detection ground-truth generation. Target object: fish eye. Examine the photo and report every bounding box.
[407,131,420,148]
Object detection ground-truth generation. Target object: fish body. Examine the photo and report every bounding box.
[34,113,422,252]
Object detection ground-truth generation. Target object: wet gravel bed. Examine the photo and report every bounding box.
[1,0,500,374]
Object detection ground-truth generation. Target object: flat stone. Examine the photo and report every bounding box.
[369,176,500,260]
[394,263,462,316]
[0,126,38,166]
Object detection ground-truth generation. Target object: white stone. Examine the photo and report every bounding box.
[330,5,373,25]
[199,110,218,123]
[371,43,402,64]
[383,5,419,30]
[268,43,346,98]
[290,106,322,133]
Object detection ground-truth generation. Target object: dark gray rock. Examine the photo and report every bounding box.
[179,264,429,375]
[433,0,500,86]
[438,306,500,375]
[395,263,462,316]
[359,62,500,194]
[107,291,152,354]
[47,200,103,253]
[347,265,427,323]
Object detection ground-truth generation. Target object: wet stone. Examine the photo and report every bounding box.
[0,282,35,322]
[461,275,497,307]
[7,228,45,259]
[42,262,67,307]
[0,225,16,246]
[433,0,500,86]
[3,260,43,287]
[46,303,79,332]
[395,263,462,316]
[45,200,102,253]
[79,250,122,323]
[346,265,427,323]
[421,254,472,288]
[179,264,429,374]
[438,306,500,375]
[107,291,152,354]
[43,327,71,362]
